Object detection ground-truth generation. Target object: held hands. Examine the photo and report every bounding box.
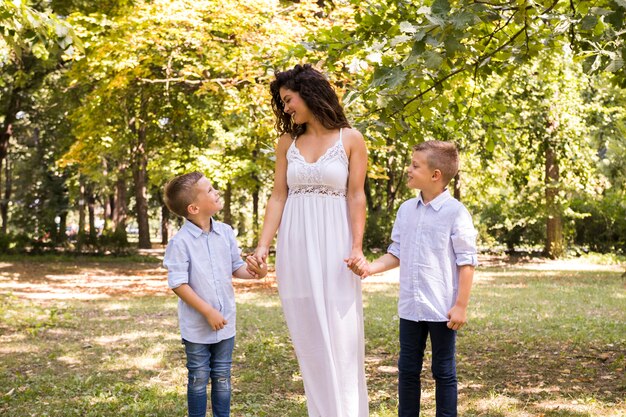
[245,246,269,278]
[245,254,268,278]
[205,308,228,331]
[446,304,467,331]
[344,249,370,279]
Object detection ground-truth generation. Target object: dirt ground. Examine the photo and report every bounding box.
[0,252,623,300]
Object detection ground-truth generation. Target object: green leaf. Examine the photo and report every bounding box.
[424,50,443,69]
[580,15,597,31]
[605,55,624,72]
[431,0,451,16]
[444,37,464,55]
[31,42,49,59]
[386,68,406,89]
[590,7,612,16]
[451,11,478,29]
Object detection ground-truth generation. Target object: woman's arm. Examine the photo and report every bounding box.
[253,134,291,265]
[345,128,368,259]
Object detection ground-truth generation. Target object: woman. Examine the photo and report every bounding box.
[247,64,369,416]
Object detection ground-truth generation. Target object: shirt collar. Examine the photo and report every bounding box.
[183,218,221,237]
[416,189,452,211]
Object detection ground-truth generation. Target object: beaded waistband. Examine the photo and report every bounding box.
[288,184,346,198]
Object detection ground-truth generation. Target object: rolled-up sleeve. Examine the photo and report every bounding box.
[451,206,479,266]
[163,239,190,289]
[387,206,403,259]
[227,226,245,273]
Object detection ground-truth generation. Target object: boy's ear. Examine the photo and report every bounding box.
[431,169,443,181]
[187,203,199,215]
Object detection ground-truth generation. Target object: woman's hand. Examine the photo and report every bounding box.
[246,246,269,278]
[345,248,368,279]
[253,245,269,264]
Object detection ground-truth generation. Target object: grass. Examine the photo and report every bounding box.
[0,258,624,416]
[0,252,161,264]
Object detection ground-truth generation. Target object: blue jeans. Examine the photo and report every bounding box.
[183,337,235,417]
[398,319,457,417]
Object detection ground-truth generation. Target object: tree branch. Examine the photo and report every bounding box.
[393,0,560,116]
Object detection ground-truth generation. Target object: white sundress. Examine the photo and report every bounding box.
[275,128,369,417]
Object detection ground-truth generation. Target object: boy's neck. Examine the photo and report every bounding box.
[187,216,212,232]
[420,187,446,205]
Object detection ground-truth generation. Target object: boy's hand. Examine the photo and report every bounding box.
[446,304,467,331]
[246,255,268,278]
[344,256,370,279]
[205,309,228,331]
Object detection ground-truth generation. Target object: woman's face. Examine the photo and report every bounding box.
[279,87,311,125]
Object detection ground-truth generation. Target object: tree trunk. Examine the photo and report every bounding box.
[453,172,461,201]
[114,171,128,242]
[364,176,375,212]
[87,185,96,243]
[0,90,19,234]
[545,140,563,259]
[132,122,151,249]
[108,194,115,223]
[251,149,259,234]
[157,191,169,245]
[102,194,113,232]
[252,186,259,235]
[58,212,67,244]
[385,146,396,211]
[78,179,86,234]
[1,153,11,234]
[222,182,232,225]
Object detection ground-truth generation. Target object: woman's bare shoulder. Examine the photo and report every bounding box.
[342,128,366,152]
[342,127,365,144]
[276,133,293,152]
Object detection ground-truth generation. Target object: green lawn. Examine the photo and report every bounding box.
[0,258,624,416]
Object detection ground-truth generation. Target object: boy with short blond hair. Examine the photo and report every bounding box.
[163,171,266,417]
[348,141,478,417]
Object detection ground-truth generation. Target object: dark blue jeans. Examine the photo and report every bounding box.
[398,319,457,417]
[183,337,235,417]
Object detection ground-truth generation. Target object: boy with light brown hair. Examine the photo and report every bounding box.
[348,141,478,417]
[163,172,266,417]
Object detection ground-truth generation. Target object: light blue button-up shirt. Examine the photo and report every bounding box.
[387,189,478,322]
[163,219,245,344]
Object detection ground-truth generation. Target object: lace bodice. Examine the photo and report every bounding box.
[286,128,349,198]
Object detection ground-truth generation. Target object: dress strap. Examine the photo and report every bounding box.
[339,127,343,144]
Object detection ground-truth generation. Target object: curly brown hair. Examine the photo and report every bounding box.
[270,64,350,138]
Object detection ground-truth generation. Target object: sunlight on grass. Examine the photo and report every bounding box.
[93,331,178,345]
[536,399,600,415]
[476,393,520,411]
[0,343,37,354]
[57,355,82,365]
[103,303,129,311]
[0,262,624,416]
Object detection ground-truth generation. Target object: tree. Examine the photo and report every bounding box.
[62,0,319,248]
[0,0,78,233]
[307,0,626,256]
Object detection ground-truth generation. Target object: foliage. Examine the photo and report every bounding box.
[1,0,626,256]
[570,192,626,253]
[59,0,321,244]
[460,52,595,252]
[0,0,78,63]
[307,0,626,254]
